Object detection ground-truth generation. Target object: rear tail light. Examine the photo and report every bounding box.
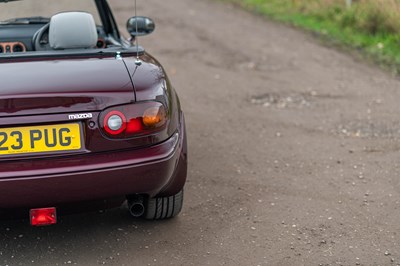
[30,207,57,226]
[100,102,167,139]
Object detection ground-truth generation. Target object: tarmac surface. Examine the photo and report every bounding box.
[1,0,400,265]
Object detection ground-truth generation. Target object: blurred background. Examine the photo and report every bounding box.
[227,0,400,72]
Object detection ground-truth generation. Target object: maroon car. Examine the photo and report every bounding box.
[0,0,187,226]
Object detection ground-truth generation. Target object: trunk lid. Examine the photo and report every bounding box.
[0,57,135,118]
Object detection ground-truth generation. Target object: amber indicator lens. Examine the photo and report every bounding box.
[143,106,166,128]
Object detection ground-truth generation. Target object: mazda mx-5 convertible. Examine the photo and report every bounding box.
[0,0,187,226]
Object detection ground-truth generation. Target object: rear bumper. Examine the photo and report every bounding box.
[0,121,187,209]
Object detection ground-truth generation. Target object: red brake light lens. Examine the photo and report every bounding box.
[100,102,167,139]
[126,118,143,134]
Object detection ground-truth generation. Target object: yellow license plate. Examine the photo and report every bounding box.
[0,123,82,155]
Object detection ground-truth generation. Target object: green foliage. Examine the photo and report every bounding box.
[222,0,400,73]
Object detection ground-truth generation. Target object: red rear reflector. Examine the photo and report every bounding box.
[30,207,57,226]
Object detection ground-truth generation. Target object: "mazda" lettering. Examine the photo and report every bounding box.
[68,113,93,120]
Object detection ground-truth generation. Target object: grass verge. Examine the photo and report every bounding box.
[221,0,400,74]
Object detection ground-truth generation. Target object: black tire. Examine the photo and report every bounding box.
[145,190,184,220]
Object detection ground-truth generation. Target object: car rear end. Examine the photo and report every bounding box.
[0,55,187,224]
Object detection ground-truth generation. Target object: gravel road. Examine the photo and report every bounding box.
[1,0,400,265]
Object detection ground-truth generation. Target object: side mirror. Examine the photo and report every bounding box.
[127,16,155,37]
